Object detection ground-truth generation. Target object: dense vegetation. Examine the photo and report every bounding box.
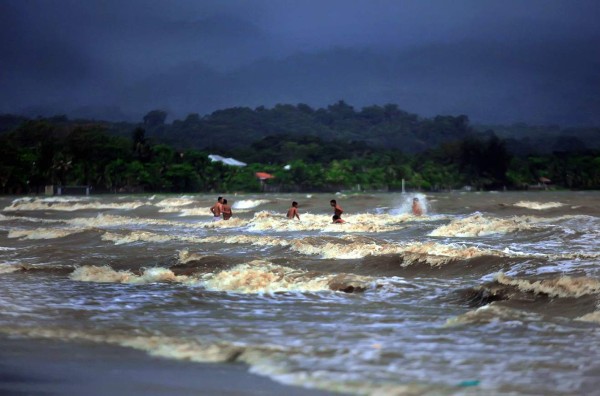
[0,103,599,194]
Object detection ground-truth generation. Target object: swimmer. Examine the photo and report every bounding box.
[210,196,223,221]
[412,197,423,216]
[330,199,344,221]
[287,201,300,220]
[222,199,233,220]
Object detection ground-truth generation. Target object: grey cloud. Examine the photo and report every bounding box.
[1,0,599,125]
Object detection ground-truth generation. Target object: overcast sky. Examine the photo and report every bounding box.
[1,0,599,125]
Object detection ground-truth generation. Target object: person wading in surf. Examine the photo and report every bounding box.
[330,199,344,222]
[287,201,300,220]
[412,197,423,216]
[221,199,233,220]
[210,196,223,221]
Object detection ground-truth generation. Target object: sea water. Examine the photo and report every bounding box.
[0,192,599,395]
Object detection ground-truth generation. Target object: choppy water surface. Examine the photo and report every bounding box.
[1,191,599,395]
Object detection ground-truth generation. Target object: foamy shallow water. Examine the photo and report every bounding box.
[1,191,599,395]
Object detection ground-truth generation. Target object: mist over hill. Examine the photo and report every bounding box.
[4,41,599,127]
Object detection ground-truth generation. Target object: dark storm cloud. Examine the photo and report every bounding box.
[1,0,599,125]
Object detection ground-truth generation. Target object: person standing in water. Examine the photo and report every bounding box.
[210,196,223,221]
[221,199,233,220]
[287,201,300,220]
[412,197,423,216]
[330,199,344,221]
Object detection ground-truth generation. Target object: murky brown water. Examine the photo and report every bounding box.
[1,191,599,394]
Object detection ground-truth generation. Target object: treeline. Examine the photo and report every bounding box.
[1,118,599,194]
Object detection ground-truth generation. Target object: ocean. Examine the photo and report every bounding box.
[0,191,599,395]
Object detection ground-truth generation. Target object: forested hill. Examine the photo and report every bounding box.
[1,101,599,156]
[123,102,476,153]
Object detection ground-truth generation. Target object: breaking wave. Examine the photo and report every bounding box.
[155,197,196,207]
[3,198,147,212]
[247,211,409,233]
[495,273,600,298]
[0,326,255,364]
[159,207,212,215]
[445,304,540,326]
[201,260,375,293]
[70,265,189,284]
[514,201,565,210]
[102,229,505,267]
[232,199,270,209]
[429,214,536,237]
[6,214,186,240]
[69,261,375,294]
[576,310,600,324]
[0,262,20,274]
[8,228,85,240]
